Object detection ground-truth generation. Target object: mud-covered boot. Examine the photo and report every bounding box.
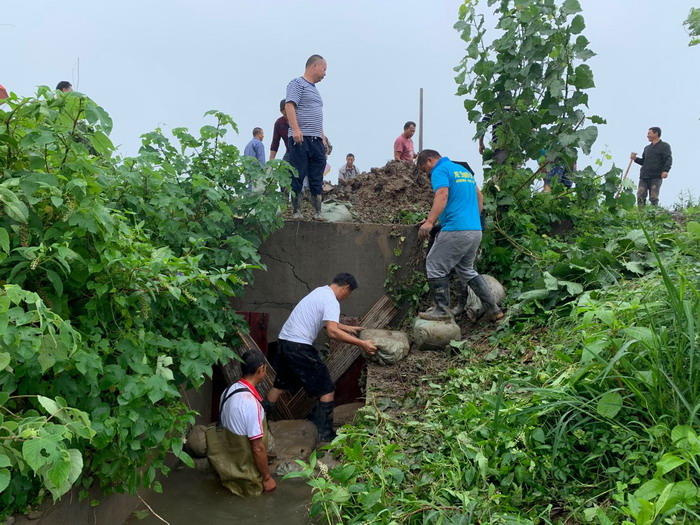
[311,194,325,221]
[468,275,504,321]
[292,192,303,219]
[419,277,452,321]
[450,283,469,316]
[313,401,336,443]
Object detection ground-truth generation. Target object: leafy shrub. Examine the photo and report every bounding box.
[0,88,290,516]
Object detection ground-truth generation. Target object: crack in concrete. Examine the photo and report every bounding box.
[262,251,312,293]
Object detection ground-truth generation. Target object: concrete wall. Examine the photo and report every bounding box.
[233,221,421,340]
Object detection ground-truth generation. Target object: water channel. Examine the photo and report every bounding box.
[123,468,312,525]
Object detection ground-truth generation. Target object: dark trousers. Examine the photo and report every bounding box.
[289,136,325,196]
[637,177,662,207]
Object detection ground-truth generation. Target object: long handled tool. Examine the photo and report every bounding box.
[615,158,635,198]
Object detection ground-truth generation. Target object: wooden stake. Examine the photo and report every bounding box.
[615,158,635,199]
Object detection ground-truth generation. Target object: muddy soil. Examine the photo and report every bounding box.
[282,160,434,224]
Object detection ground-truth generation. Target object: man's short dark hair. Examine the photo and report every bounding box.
[306,54,325,68]
[56,81,72,91]
[241,349,266,376]
[404,121,416,130]
[279,99,286,112]
[332,272,358,290]
[649,126,662,137]
[346,153,354,158]
[416,149,442,168]
[252,127,263,137]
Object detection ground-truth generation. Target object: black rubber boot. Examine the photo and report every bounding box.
[468,275,503,321]
[311,194,325,221]
[419,277,452,321]
[314,401,336,442]
[450,283,469,316]
[292,192,302,219]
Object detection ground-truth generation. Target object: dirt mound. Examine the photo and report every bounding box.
[326,160,433,223]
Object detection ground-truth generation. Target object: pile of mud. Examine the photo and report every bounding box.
[326,160,433,224]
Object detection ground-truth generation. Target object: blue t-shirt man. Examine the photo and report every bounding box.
[430,157,482,231]
[416,149,503,322]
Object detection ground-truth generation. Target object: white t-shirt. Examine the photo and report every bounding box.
[278,285,340,345]
[219,380,264,440]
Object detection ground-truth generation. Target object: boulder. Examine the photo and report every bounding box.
[359,329,410,365]
[412,317,461,350]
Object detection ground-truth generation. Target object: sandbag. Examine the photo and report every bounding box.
[466,275,506,320]
[321,198,355,222]
[359,329,410,365]
[412,317,461,351]
[185,424,208,458]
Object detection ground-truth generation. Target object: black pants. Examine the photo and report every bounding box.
[271,339,335,398]
[289,136,325,196]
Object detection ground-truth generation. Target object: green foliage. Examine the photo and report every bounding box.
[685,7,700,46]
[294,220,700,523]
[0,89,290,516]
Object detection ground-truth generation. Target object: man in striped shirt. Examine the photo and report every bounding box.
[285,54,327,220]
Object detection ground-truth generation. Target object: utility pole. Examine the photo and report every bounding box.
[418,88,424,152]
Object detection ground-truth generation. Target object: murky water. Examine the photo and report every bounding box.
[123,467,312,525]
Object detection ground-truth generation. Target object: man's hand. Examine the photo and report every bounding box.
[630,152,637,160]
[419,219,434,240]
[662,171,669,179]
[292,128,303,144]
[263,476,277,492]
[361,339,377,355]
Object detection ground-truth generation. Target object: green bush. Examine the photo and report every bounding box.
[0,87,290,516]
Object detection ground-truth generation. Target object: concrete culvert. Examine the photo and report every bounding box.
[184,424,208,458]
[412,317,461,351]
[359,329,410,365]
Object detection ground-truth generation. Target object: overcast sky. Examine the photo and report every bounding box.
[2,0,698,205]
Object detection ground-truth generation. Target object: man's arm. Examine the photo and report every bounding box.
[479,136,485,155]
[285,102,303,144]
[269,124,281,160]
[661,143,672,178]
[337,323,365,335]
[393,137,403,161]
[476,185,484,213]
[325,321,376,354]
[631,151,644,166]
[249,438,276,492]
[256,142,266,166]
[418,187,449,240]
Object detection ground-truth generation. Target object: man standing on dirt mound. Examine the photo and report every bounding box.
[630,126,672,207]
[416,150,503,322]
[394,121,418,162]
[285,54,328,220]
[264,273,377,442]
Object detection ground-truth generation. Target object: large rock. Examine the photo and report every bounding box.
[466,275,505,320]
[412,317,461,350]
[359,329,410,365]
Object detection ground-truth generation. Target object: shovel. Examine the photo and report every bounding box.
[615,158,635,198]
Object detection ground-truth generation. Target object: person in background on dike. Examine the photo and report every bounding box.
[264,273,377,442]
[243,127,266,191]
[339,153,360,181]
[394,121,418,162]
[630,126,672,207]
[286,54,328,220]
[56,81,73,93]
[217,349,276,495]
[417,149,504,322]
[269,99,290,162]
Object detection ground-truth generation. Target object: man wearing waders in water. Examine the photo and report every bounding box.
[207,350,276,495]
[264,273,377,442]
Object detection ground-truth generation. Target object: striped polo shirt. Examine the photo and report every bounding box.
[285,77,323,138]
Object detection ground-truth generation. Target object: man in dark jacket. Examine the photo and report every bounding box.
[631,127,672,207]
